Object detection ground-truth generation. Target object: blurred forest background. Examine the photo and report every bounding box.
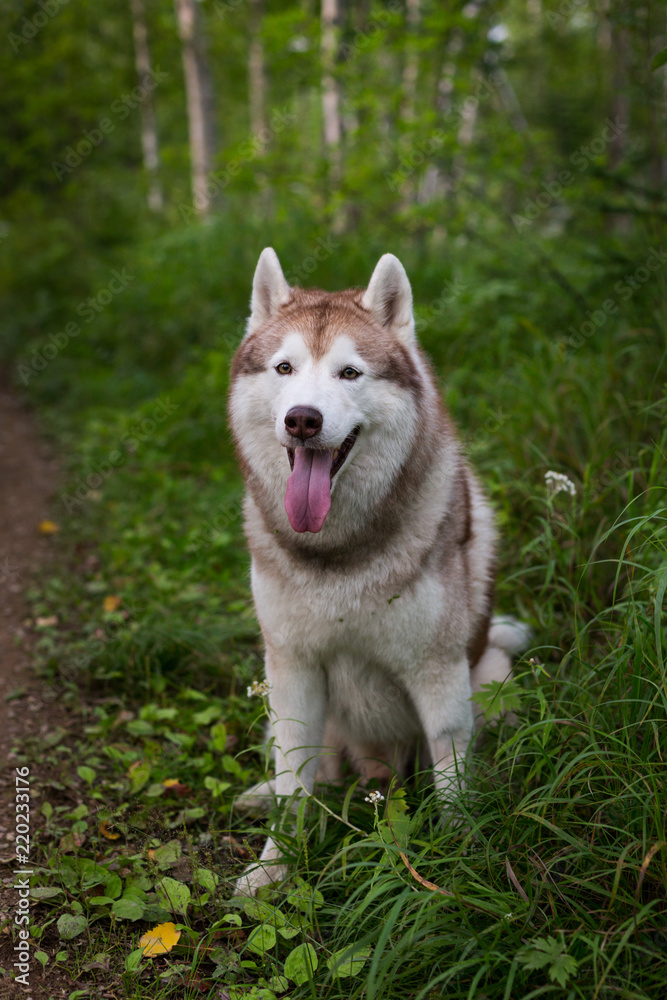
[1,0,664,660]
[1,1,666,997]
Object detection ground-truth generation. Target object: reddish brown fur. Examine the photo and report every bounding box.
[231,286,422,393]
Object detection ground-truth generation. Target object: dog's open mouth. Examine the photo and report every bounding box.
[284,426,360,534]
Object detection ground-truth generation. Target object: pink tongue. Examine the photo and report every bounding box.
[284,447,334,533]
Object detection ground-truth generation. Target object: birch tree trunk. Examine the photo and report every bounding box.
[402,0,420,124]
[321,0,342,186]
[174,0,217,217]
[129,0,163,212]
[248,0,266,140]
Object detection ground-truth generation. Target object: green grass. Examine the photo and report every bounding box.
[5,205,667,998]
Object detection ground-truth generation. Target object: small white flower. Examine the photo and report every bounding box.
[545,470,576,497]
[364,790,385,804]
[247,679,273,698]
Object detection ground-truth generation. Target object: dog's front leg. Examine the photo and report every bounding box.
[409,657,474,808]
[235,649,327,896]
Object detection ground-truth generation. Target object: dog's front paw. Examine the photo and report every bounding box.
[234,860,288,897]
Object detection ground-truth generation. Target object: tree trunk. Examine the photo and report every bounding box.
[321,0,342,185]
[174,0,217,217]
[248,0,266,140]
[402,0,420,123]
[129,0,163,212]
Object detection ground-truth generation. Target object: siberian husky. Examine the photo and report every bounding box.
[229,248,527,895]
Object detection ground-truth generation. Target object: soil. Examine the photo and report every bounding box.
[0,381,75,999]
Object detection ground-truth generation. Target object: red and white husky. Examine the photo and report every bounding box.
[229,248,527,894]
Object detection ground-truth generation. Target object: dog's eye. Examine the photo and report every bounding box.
[340,367,361,380]
[275,362,292,375]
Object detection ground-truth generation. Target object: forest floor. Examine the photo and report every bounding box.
[0,381,75,999]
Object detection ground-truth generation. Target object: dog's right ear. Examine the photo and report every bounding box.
[246,248,291,336]
[361,254,415,348]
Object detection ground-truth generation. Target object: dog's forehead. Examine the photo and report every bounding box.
[279,290,376,358]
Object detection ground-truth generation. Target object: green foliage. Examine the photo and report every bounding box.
[517,934,579,988]
[2,0,666,995]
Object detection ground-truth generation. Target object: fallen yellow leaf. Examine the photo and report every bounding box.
[162,779,180,787]
[103,594,121,613]
[99,820,121,840]
[35,615,58,628]
[139,922,181,957]
[38,520,59,534]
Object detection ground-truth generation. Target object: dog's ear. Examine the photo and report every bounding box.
[247,248,291,336]
[361,254,415,347]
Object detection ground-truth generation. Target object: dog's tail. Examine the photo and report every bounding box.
[487,615,532,657]
[469,616,531,728]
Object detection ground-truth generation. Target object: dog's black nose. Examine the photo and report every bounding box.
[285,406,323,440]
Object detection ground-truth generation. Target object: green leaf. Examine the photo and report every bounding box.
[41,802,54,820]
[222,753,242,776]
[67,803,89,821]
[155,877,191,917]
[152,839,181,867]
[193,867,218,892]
[125,947,144,972]
[517,935,578,987]
[246,923,277,956]
[111,879,148,921]
[651,47,667,71]
[104,873,122,899]
[193,705,222,726]
[326,945,371,979]
[57,914,88,940]
[549,952,579,987]
[128,760,151,793]
[77,766,96,784]
[243,898,285,926]
[89,895,115,906]
[126,719,155,736]
[204,775,231,798]
[470,678,524,721]
[210,721,227,751]
[34,951,49,968]
[286,877,324,913]
[284,942,318,985]
[378,787,410,847]
[30,887,62,900]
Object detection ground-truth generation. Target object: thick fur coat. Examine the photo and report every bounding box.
[229,249,525,894]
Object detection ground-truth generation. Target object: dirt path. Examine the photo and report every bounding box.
[0,382,65,996]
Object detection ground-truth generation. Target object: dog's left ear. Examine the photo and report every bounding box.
[247,247,291,336]
[361,254,415,347]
